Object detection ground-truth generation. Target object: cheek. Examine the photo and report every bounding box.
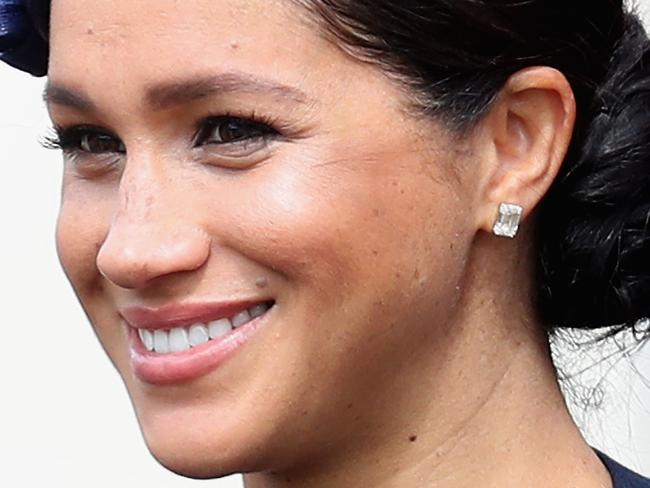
[55,182,132,371]
[221,145,470,296]
[208,159,373,303]
[217,143,472,372]
[55,182,112,293]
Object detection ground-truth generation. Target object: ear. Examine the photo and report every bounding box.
[473,67,576,236]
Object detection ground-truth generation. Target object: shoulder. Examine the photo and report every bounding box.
[596,450,650,488]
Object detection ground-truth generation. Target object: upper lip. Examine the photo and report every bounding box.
[119,298,272,330]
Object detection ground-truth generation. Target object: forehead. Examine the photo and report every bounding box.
[48,0,328,94]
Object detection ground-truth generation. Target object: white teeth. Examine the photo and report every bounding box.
[138,329,154,352]
[249,303,269,318]
[188,323,210,347]
[138,302,273,354]
[169,327,190,353]
[208,318,232,339]
[231,309,252,328]
[153,329,170,354]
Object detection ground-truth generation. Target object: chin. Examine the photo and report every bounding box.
[133,400,276,481]
[151,451,239,481]
[141,426,250,480]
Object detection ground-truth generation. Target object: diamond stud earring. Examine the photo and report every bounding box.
[492,202,524,238]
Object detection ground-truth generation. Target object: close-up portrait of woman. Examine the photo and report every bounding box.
[2,0,650,487]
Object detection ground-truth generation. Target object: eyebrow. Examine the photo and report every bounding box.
[43,71,312,112]
[43,84,96,112]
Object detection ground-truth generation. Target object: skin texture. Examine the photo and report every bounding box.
[47,1,613,487]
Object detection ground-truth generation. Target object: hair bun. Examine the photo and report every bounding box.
[539,12,650,337]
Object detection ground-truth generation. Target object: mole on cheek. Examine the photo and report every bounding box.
[256,277,269,289]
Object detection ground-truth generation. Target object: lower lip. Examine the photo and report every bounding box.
[128,308,273,385]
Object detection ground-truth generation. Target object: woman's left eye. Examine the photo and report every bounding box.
[195,116,279,147]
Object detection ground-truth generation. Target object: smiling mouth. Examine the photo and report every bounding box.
[136,301,274,354]
[122,299,276,384]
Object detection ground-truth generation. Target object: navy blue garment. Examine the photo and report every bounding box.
[596,450,650,488]
[0,0,49,76]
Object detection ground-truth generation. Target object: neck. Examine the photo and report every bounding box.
[244,232,613,488]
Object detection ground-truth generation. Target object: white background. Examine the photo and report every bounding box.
[1,4,650,486]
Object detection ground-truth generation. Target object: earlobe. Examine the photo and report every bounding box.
[475,67,577,237]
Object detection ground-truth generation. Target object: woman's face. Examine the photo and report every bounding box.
[48,0,482,477]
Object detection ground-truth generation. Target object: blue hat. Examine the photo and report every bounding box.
[0,0,49,76]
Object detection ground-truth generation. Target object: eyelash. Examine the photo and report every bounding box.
[41,111,284,154]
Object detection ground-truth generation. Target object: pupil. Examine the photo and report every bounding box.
[219,121,247,142]
[83,134,117,153]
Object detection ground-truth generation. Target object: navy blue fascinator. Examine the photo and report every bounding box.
[0,0,49,76]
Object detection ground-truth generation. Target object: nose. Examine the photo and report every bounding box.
[96,158,211,289]
[97,223,211,289]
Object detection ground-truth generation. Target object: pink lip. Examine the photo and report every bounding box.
[120,300,267,330]
[121,300,274,385]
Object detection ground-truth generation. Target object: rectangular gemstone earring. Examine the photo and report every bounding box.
[492,202,523,238]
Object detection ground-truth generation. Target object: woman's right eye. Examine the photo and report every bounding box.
[46,126,126,155]
[78,132,126,154]
[43,126,126,178]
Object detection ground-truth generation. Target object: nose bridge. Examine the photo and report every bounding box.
[96,151,211,289]
[113,147,172,236]
[117,155,158,225]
